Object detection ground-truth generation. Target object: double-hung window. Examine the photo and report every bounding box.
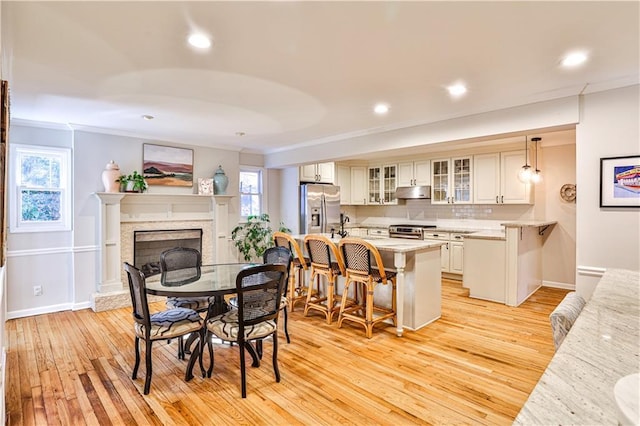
[10,144,71,232]
[239,168,263,218]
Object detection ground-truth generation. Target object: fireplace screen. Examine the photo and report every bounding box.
[134,228,203,277]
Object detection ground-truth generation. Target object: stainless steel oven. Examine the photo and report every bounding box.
[388,224,437,239]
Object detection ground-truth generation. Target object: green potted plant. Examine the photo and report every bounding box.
[116,171,148,193]
[231,213,291,262]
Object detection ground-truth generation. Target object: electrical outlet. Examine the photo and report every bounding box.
[33,286,42,296]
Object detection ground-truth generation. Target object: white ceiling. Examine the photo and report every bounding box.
[2,1,639,156]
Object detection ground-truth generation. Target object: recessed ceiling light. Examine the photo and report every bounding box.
[141,114,154,120]
[374,103,389,115]
[447,84,467,97]
[188,33,211,49]
[561,52,588,67]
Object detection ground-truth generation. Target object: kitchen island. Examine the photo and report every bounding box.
[293,234,445,336]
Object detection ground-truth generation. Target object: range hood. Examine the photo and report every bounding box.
[395,185,431,199]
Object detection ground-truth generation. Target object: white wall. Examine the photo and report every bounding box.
[576,85,640,298]
[6,122,247,318]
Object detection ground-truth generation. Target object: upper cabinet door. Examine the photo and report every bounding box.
[336,165,351,204]
[413,160,431,186]
[350,166,367,205]
[452,156,472,203]
[474,153,501,204]
[300,164,318,182]
[316,162,335,184]
[431,159,450,204]
[501,151,532,204]
[397,162,415,187]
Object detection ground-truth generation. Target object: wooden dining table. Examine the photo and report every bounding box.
[144,263,258,379]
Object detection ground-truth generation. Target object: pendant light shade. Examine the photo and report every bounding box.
[518,136,532,183]
[530,137,543,184]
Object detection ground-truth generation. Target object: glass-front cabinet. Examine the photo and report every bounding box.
[431,157,472,204]
[367,164,397,204]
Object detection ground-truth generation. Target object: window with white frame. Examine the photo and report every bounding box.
[239,168,263,217]
[9,144,71,232]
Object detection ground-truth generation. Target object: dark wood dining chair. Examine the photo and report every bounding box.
[123,262,205,394]
[161,247,211,357]
[204,264,288,398]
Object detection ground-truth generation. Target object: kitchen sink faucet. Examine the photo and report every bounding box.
[338,213,350,238]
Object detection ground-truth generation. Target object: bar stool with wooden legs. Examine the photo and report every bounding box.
[337,237,397,338]
[273,231,313,312]
[303,234,350,324]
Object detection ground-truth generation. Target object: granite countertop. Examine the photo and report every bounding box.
[292,233,445,253]
[463,230,506,240]
[514,269,640,425]
[501,220,558,228]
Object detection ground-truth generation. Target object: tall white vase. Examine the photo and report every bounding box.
[101,160,121,193]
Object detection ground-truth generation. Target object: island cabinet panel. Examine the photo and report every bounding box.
[464,238,506,303]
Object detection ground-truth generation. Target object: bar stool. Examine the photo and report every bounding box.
[337,237,397,338]
[273,231,313,312]
[303,234,349,324]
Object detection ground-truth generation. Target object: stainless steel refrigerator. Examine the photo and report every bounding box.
[300,184,341,234]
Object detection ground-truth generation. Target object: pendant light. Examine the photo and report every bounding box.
[518,136,532,183]
[530,137,543,183]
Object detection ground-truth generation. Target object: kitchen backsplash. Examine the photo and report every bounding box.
[341,200,535,224]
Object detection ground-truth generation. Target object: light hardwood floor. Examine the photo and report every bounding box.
[6,280,568,425]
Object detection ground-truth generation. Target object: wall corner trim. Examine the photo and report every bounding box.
[577,265,606,278]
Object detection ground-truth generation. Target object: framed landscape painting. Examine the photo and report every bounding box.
[600,155,640,207]
[143,144,193,187]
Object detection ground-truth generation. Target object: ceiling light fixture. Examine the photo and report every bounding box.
[561,52,588,67]
[235,131,246,137]
[530,137,543,184]
[518,136,533,184]
[447,83,467,97]
[374,103,389,115]
[188,33,211,49]
[141,114,154,120]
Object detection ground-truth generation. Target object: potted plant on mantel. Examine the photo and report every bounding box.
[116,170,148,193]
[231,213,291,262]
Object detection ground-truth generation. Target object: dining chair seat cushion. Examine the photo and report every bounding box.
[134,307,204,341]
[166,296,213,311]
[206,310,277,342]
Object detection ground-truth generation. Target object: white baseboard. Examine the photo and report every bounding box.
[7,303,75,320]
[542,280,576,290]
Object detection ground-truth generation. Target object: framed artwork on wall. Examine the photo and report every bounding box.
[143,144,193,187]
[600,155,640,208]
[197,178,213,195]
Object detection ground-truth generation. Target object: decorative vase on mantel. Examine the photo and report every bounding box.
[101,160,121,193]
[213,165,229,195]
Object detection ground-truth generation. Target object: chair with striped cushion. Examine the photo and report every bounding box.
[303,234,351,324]
[124,262,205,394]
[205,264,288,398]
[337,237,397,338]
[273,232,313,312]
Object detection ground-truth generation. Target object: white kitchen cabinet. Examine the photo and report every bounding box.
[474,151,532,204]
[464,238,506,302]
[431,157,472,204]
[350,166,367,205]
[367,228,389,237]
[397,160,431,186]
[348,227,366,237]
[424,231,464,275]
[368,164,397,204]
[300,162,335,184]
[336,165,351,204]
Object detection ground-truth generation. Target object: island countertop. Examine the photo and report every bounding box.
[292,234,445,253]
[514,268,640,425]
[501,220,558,228]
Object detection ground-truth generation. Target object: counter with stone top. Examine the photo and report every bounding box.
[514,268,640,425]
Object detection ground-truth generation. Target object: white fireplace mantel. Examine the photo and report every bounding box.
[92,192,233,311]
